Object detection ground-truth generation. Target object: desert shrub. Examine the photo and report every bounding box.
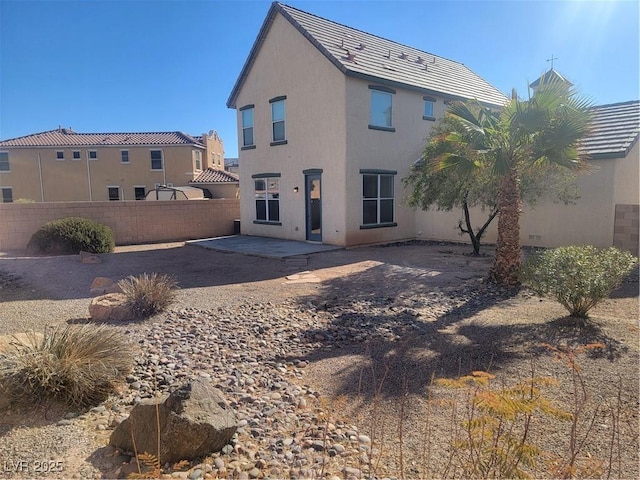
[437,371,572,479]
[118,273,178,318]
[520,245,637,318]
[27,217,114,254]
[0,324,133,407]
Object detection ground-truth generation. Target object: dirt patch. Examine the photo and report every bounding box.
[0,241,638,478]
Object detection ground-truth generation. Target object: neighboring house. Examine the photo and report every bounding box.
[225,157,239,174]
[0,128,225,202]
[190,168,239,199]
[227,2,507,246]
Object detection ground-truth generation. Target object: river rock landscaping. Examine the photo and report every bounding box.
[0,242,638,479]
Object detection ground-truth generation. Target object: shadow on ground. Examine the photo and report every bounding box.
[283,259,630,400]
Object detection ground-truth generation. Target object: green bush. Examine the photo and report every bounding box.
[0,324,133,407]
[520,245,638,318]
[118,273,178,318]
[27,217,114,254]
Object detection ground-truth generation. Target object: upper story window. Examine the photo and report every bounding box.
[121,150,130,164]
[88,150,98,160]
[361,170,396,227]
[72,150,81,160]
[369,86,395,132]
[194,150,201,170]
[240,105,255,149]
[150,150,163,170]
[270,96,287,145]
[423,96,436,120]
[0,152,9,172]
[253,174,281,224]
[1,187,12,203]
[56,151,64,160]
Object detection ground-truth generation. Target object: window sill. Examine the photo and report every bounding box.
[270,140,288,146]
[368,125,396,132]
[241,145,256,150]
[253,220,282,226]
[360,222,397,230]
[0,171,10,174]
[150,169,163,171]
[422,116,436,121]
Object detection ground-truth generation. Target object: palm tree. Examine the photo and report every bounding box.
[435,83,592,285]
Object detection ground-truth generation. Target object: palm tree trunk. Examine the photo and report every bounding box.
[489,167,522,285]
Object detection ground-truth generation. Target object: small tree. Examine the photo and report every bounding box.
[403,116,580,255]
[520,245,637,319]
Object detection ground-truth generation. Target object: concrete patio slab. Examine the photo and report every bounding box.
[187,235,342,259]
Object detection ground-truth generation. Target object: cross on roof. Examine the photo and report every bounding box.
[546,54,559,69]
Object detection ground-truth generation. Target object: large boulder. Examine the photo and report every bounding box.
[109,380,238,463]
[89,293,134,322]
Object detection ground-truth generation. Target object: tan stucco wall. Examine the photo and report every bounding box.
[415,147,640,250]
[0,199,239,251]
[0,144,207,202]
[200,130,225,170]
[343,77,445,246]
[235,13,347,245]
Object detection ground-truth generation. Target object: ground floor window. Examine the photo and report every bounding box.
[1,187,12,203]
[134,186,146,200]
[253,174,280,223]
[361,170,396,226]
[108,186,120,201]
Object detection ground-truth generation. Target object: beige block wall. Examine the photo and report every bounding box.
[613,204,639,256]
[235,13,347,245]
[0,144,205,202]
[0,199,239,251]
[415,152,639,251]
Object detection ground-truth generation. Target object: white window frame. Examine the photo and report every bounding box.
[194,150,202,171]
[72,150,81,160]
[361,171,396,226]
[0,152,9,172]
[1,186,13,203]
[121,150,130,164]
[253,175,280,224]
[150,149,163,171]
[269,97,287,145]
[423,96,435,120]
[240,105,255,148]
[56,150,65,160]
[107,186,120,201]
[369,86,395,130]
[88,150,98,160]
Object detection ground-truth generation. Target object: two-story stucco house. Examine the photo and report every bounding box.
[227,2,507,247]
[0,128,228,202]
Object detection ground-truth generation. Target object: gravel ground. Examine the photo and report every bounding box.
[0,241,638,479]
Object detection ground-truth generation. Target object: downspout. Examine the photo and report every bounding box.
[37,153,45,201]
[86,152,93,201]
[162,151,167,186]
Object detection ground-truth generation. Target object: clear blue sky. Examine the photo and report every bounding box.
[1,0,638,158]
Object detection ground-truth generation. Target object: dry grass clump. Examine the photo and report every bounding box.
[118,273,178,318]
[0,324,133,407]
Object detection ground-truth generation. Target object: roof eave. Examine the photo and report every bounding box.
[227,2,348,109]
[345,70,507,108]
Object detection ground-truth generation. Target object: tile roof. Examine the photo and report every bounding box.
[581,100,640,160]
[190,168,239,184]
[0,128,204,147]
[228,2,508,108]
[529,68,573,89]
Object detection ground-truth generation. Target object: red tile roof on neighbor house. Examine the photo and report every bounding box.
[0,128,205,147]
[190,168,239,184]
